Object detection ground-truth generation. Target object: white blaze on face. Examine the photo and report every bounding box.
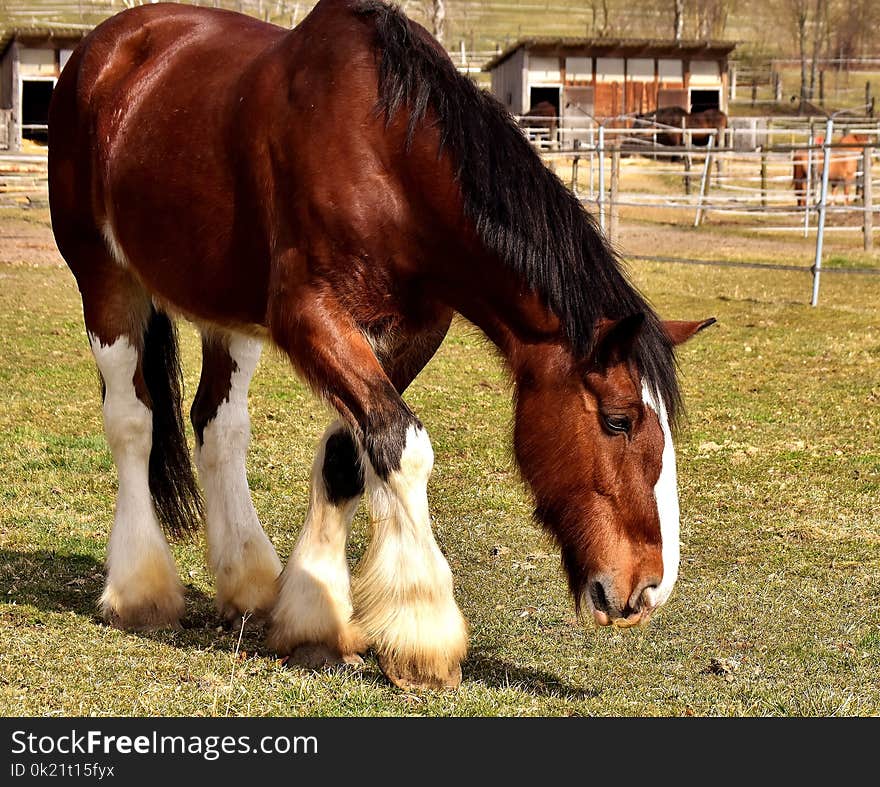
[641,380,680,611]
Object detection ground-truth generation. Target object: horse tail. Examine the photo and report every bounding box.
[142,307,203,537]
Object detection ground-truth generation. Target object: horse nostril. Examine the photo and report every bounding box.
[589,579,610,614]
[629,576,662,613]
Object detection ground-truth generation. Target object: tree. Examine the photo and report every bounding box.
[431,0,445,42]
[674,0,685,39]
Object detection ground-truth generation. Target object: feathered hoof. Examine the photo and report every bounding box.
[378,654,463,691]
[284,643,365,671]
[100,592,184,632]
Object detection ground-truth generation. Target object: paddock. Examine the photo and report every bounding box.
[1,203,877,716]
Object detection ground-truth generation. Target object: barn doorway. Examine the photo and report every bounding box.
[21,79,55,142]
[528,85,561,116]
[690,89,720,113]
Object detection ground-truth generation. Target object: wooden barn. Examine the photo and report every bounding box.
[484,37,736,131]
[1,28,87,151]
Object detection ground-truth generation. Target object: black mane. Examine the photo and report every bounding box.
[354,1,681,423]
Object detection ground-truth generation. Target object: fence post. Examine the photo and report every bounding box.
[803,134,813,238]
[811,117,834,307]
[682,117,691,195]
[864,145,873,252]
[760,149,767,209]
[609,144,620,243]
[588,127,595,201]
[571,154,580,196]
[597,124,606,232]
[694,135,714,227]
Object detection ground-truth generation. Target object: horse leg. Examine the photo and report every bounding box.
[266,420,367,667]
[77,256,186,629]
[269,292,465,687]
[267,315,455,672]
[356,320,468,691]
[191,331,282,623]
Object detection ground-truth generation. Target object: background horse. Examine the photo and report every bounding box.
[793,133,869,206]
[48,0,713,690]
[519,100,559,148]
[634,106,727,148]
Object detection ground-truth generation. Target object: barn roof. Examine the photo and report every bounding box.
[483,37,737,72]
[0,26,90,58]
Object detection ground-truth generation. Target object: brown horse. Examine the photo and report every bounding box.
[48,0,714,690]
[635,106,727,147]
[520,100,559,148]
[793,134,869,206]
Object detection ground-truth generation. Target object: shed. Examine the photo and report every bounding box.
[484,37,736,136]
[1,27,88,151]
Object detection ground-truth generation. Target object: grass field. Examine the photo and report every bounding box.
[0,207,878,717]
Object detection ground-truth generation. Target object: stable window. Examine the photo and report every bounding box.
[658,59,683,82]
[565,57,591,82]
[689,60,721,86]
[627,58,654,81]
[529,56,561,83]
[596,57,625,83]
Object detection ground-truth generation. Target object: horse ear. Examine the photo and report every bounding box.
[663,318,717,346]
[590,312,646,369]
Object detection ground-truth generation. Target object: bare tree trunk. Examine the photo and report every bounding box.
[808,0,826,101]
[797,7,809,107]
[674,0,684,40]
[432,0,445,43]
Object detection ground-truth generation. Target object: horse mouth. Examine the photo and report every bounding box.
[584,599,657,628]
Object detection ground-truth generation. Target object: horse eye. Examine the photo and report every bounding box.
[602,414,631,435]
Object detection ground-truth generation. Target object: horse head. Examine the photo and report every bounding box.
[513,314,715,627]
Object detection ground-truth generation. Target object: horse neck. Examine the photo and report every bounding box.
[429,238,569,376]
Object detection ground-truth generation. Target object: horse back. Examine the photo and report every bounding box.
[48,1,416,329]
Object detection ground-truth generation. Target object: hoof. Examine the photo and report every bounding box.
[216,599,272,627]
[378,655,462,691]
[285,643,364,671]
[101,600,184,632]
[100,584,184,632]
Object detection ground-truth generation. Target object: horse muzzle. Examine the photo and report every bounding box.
[584,572,662,628]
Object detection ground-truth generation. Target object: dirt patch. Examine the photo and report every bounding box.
[0,215,63,268]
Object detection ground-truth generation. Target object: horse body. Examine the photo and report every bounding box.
[793,133,868,206]
[49,0,712,689]
[634,106,727,147]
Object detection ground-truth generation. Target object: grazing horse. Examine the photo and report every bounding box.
[634,106,727,148]
[793,134,869,207]
[48,0,714,690]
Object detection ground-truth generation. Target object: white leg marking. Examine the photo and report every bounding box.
[355,425,468,680]
[101,221,128,268]
[268,422,366,656]
[195,333,281,619]
[642,381,680,610]
[89,334,183,627]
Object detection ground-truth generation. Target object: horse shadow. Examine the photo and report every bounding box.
[464,647,600,701]
[2,548,597,699]
[0,548,265,652]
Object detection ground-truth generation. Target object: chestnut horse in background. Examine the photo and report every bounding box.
[793,133,870,206]
[48,0,714,690]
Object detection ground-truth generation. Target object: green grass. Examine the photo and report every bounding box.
[0,211,878,717]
